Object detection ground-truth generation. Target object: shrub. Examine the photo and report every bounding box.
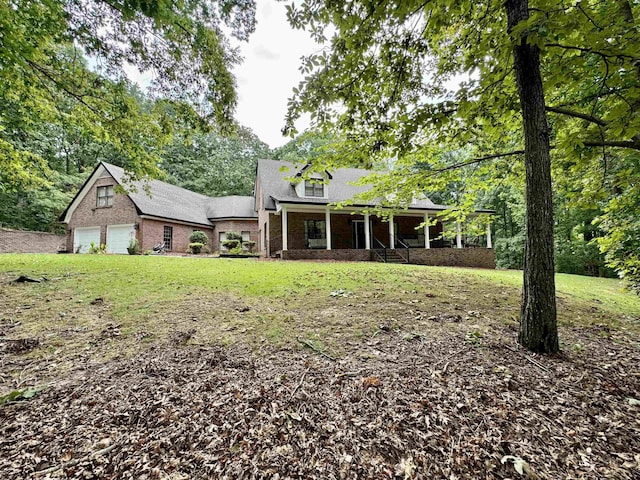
[127,238,141,255]
[242,240,256,252]
[88,242,106,254]
[189,242,204,254]
[222,231,242,251]
[189,230,208,245]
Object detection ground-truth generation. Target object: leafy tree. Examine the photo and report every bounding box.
[283,0,640,352]
[0,0,256,190]
[273,130,337,163]
[160,127,271,197]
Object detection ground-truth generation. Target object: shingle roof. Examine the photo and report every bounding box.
[206,196,257,219]
[102,163,256,225]
[256,159,449,211]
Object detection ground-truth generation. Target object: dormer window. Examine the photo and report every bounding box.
[304,180,324,197]
[97,185,114,207]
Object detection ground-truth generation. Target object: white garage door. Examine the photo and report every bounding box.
[74,227,100,254]
[106,224,136,254]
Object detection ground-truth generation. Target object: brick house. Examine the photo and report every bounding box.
[61,159,494,267]
[254,159,495,267]
[60,162,257,254]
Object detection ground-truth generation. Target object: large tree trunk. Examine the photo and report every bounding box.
[505,0,559,353]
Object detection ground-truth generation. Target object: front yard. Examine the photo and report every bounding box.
[1,255,638,479]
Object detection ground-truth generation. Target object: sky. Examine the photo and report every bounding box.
[123,0,317,149]
[232,1,317,149]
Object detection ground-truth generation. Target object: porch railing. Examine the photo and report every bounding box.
[395,238,410,263]
[373,237,387,262]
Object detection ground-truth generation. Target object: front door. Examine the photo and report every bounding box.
[352,220,366,249]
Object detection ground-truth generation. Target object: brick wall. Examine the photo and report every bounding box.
[212,220,259,252]
[0,228,67,254]
[269,212,282,255]
[139,219,214,253]
[66,175,140,251]
[408,248,495,268]
[281,249,372,261]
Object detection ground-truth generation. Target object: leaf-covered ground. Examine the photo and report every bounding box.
[0,255,639,479]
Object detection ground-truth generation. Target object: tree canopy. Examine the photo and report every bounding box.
[283,0,640,350]
[0,0,256,190]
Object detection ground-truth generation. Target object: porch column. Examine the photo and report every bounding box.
[424,213,430,249]
[325,207,332,250]
[389,213,395,249]
[364,212,371,249]
[281,206,288,251]
[486,218,492,249]
[456,221,462,248]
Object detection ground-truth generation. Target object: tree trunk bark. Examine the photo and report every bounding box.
[505,0,559,353]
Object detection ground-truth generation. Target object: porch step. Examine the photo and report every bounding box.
[373,249,408,263]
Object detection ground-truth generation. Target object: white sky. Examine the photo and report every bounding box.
[124,0,316,149]
[232,0,316,148]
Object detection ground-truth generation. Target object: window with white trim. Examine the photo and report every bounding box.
[163,226,173,251]
[96,185,114,207]
[304,180,324,197]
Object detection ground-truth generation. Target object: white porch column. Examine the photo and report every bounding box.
[281,206,288,251]
[364,212,371,250]
[456,221,462,248]
[424,213,431,249]
[325,207,332,250]
[389,213,395,249]
[486,218,492,249]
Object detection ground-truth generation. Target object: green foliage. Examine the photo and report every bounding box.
[221,231,243,251]
[160,127,272,197]
[284,0,639,290]
[0,387,43,406]
[242,240,256,253]
[189,230,208,245]
[273,130,338,163]
[0,0,257,191]
[127,239,141,255]
[189,242,204,254]
[88,242,107,254]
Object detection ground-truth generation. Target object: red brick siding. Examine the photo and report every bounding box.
[269,212,282,255]
[0,228,67,253]
[212,220,259,252]
[66,176,140,252]
[139,219,213,253]
[281,247,494,268]
[281,249,372,261]
[408,248,495,268]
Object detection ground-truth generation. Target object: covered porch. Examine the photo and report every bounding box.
[267,204,493,265]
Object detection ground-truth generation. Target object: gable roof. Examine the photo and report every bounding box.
[103,163,215,226]
[60,162,257,226]
[256,158,449,211]
[206,195,257,219]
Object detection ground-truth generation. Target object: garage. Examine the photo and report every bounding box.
[106,224,136,254]
[73,226,100,253]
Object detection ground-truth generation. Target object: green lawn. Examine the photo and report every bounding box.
[1,254,638,378]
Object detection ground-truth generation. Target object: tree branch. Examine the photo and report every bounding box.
[582,140,640,150]
[545,105,608,126]
[432,150,525,173]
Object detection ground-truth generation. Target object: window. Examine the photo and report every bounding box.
[304,180,324,197]
[163,226,173,251]
[219,231,226,251]
[96,186,114,207]
[305,220,326,248]
[241,231,251,242]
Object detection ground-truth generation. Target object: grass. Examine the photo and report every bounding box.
[1,254,638,386]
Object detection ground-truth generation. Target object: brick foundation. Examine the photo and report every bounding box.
[279,247,495,268]
[406,248,495,268]
[0,228,67,254]
[281,249,372,261]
